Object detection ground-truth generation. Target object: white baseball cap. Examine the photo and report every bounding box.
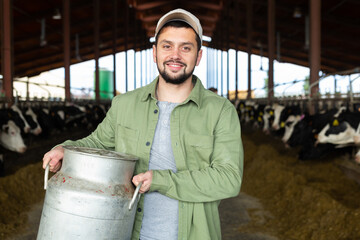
[155,8,203,45]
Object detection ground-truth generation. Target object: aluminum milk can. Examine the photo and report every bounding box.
[37,146,141,240]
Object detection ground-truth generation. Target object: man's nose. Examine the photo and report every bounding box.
[169,48,181,59]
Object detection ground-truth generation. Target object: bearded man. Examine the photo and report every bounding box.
[43,9,243,240]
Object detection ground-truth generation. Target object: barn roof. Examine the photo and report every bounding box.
[1,0,360,78]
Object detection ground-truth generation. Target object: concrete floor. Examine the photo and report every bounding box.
[10,192,277,240]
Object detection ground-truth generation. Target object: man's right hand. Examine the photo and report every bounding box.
[42,145,64,172]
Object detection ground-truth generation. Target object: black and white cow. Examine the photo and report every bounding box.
[63,104,87,128]
[0,108,27,153]
[0,120,27,153]
[85,103,107,129]
[283,107,346,160]
[10,105,31,134]
[271,103,285,131]
[23,106,42,135]
[251,103,267,129]
[282,114,304,146]
[262,105,274,134]
[317,107,360,146]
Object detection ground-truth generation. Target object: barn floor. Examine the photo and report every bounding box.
[1,126,360,240]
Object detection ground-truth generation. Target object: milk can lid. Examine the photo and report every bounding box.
[63,146,138,161]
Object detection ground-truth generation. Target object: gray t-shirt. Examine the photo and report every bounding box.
[140,101,179,240]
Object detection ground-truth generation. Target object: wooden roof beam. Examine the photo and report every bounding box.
[191,1,223,11]
[138,13,163,22]
[130,0,170,10]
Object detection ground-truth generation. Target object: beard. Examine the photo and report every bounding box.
[157,59,196,85]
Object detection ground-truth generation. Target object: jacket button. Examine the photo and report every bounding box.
[146,142,150,146]
[154,109,158,114]
[137,207,142,212]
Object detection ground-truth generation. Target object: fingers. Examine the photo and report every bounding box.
[132,170,153,193]
[42,145,64,172]
[42,153,51,169]
[52,160,62,172]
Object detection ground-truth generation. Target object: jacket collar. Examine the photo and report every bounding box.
[141,75,203,108]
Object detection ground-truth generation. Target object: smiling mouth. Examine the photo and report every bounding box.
[164,61,186,71]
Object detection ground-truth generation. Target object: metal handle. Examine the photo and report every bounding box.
[44,163,50,190]
[128,182,142,211]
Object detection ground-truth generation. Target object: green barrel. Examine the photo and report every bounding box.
[95,68,114,99]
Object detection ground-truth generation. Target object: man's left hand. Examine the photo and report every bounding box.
[132,170,153,193]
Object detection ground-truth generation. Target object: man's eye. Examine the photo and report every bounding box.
[163,45,171,49]
[183,47,191,51]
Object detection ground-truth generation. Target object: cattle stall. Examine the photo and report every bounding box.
[0,97,360,239]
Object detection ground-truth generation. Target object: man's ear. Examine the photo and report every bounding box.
[152,45,157,63]
[196,49,203,66]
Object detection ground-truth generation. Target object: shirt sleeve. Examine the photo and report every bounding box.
[149,102,244,203]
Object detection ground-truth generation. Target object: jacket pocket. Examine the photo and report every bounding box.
[185,133,214,169]
[116,125,139,155]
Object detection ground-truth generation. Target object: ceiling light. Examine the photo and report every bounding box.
[293,7,302,18]
[52,8,61,20]
[203,35,212,42]
[40,18,47,47]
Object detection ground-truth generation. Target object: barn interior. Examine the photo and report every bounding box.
[1,0,360,239]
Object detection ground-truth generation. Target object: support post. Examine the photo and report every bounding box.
[125,3,129,92]
[113,0,117,97]
[94,0,100,101]
[235,0,239,100]
[267,0,275,101]
[247,0,253,99]
[63,0,71,102]
[309,0,321,98]
[1,0,13,103]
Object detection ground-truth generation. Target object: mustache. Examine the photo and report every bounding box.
[164,60,187,67]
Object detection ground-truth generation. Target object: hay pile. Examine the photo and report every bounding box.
[239,131,360,240]
[1,129,360,240]
[0,162,45,239]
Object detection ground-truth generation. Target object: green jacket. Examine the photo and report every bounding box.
[62,76,243,240]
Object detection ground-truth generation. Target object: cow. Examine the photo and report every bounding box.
[10,105,31,134]
[0,120,27,153]
[63,104,87,128]
[31,105,56,137]
[0,108,28,153]
[259,105,274,134]
[271,104,303,138]
[271,103,285,130]
[85,104,107,129]
[23,106,42,135]
[283,108,341,160]
[282,114,303,146]
[252,103,267,129]
[234,100,246,122]
[46,105,67,131]
[316,107,360,146]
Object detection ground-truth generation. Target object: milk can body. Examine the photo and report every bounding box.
[37,146,140,240]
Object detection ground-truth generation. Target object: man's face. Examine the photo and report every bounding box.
[153,27,202,85]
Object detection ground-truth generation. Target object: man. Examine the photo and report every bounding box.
[43,8,243,240]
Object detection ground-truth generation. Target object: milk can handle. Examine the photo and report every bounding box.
[44,163,50,190]
[128,182,142,211]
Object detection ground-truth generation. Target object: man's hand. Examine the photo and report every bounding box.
[42,145,64,172]
[132,170,153,193]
